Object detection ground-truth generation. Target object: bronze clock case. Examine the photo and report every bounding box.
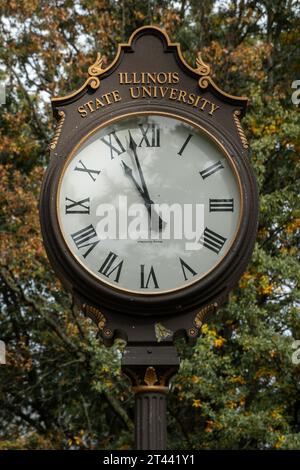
[40,26,258,340]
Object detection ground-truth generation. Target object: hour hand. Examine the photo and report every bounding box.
[121,160,144,198]
[121,160,166,232]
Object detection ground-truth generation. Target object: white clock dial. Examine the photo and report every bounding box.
[57,114,242,294]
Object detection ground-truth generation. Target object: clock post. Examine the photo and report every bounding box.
[122,345,179,450]
[40,26,258,450]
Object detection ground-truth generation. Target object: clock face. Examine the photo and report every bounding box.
[57,114,242,294]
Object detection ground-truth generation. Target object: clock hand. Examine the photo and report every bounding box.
[128,130,151,201]
[127,133,166,232]
[127,133,166,231]
[121,160,147,199]
[121,160,166,232]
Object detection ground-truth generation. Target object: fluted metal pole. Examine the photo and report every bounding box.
[121,344,180,451]
[135,389,168,449]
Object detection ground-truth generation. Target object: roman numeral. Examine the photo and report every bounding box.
[201,227,227,254]
[209,198,234,212]
[74,160,101,182]
[179,257,197,281]
[65,197,90,214]
[99,252,123,283]
[138,124,160,147]
[200,160,224,179]
[101,131,125,159]
[71,224,99,258]
[140,265,159,289]
[178,134,193,156]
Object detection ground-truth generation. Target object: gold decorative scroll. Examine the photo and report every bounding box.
[49,110,65,150]
[86,52,106,90]
[195,52,211,76]
[194,302,219,329]
[82,303,106,330]
[233,110,249,149]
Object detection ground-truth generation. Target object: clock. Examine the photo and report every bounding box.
[42,109,256,318]
[57,113,241,296]
[40,28,259,447]
[40,26,258,325]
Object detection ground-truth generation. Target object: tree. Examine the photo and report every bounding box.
[0,0,299,449]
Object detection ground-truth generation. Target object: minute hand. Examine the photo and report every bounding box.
[128,131,151,201]
[121,160,149,201]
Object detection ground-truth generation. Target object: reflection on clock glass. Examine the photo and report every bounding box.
[57,114,241,294]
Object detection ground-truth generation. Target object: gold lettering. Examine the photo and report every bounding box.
[177,89,187,103]
[102,93,112,105]
[86,100,95,112]
[157,72,168,84]
[124,82,219,118]
[118,72,180,85]
[187,93,196,105]
[124,73,131,84]
[132,72,140,84]
[172,72,179,84]
[77,105,87,117]
[193,95,201,108]
[142,86,152,98]
[95,98,105,109]
[129,87,140,99]
[77,89,122,115]
[169,88,178,100]
[112,90,122,102]
[199,98,209,111]
[209,102,220,115]
[159,86,169,98]
[147,73,157,84]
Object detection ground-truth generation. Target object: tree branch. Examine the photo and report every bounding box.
[0,266,80,354]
